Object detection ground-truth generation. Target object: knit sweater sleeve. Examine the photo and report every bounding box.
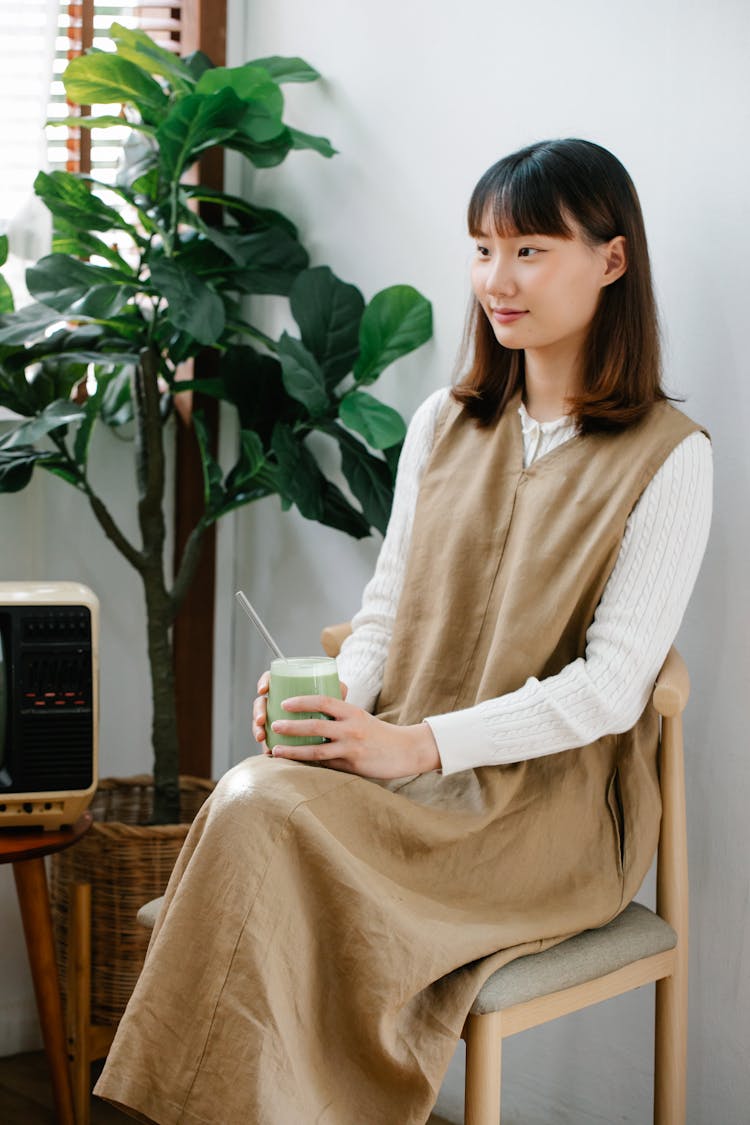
[335,386,450,709]
[427,430,713,774]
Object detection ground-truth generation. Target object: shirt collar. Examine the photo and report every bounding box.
[517,400,576,437]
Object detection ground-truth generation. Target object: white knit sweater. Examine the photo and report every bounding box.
[336,388,713,776]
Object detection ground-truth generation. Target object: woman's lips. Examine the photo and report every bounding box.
[491,308,528,324]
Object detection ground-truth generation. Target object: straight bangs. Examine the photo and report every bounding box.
[467,156,575,241]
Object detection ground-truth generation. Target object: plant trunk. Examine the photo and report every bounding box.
[142,571,180,824]
[133,346,181,823]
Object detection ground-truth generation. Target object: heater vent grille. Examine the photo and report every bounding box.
[16,711,94,791]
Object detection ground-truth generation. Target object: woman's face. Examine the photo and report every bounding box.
[470,214,626,361]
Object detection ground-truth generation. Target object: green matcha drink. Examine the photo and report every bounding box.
[266,657,342,750]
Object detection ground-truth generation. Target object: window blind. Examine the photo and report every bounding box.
[49,2,184,179]
[0,0,58,258]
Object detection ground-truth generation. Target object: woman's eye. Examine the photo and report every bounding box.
[475,244,490,258]
[518,247,541,258]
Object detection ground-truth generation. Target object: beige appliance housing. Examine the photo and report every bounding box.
[0,582,98,829]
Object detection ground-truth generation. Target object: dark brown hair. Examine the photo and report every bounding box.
[453,138,667,432]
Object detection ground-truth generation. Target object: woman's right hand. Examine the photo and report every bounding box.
[252,671,272,753]
[252,670,350,754]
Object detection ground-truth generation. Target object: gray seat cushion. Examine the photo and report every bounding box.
[137,898,676,1014]
[137,895,165,930]
[471,901,676,1014]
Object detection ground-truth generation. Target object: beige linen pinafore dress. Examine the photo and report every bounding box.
[95,394,702,1125]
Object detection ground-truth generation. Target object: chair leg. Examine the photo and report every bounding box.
[464,1011,503,1125]
[654,963,688,1125]
[68,882,92,1125]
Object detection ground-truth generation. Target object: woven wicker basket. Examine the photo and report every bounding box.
[49,774,214,1025]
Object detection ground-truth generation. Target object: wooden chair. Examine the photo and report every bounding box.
[140,628,690,1125]
[322,626,690,1125]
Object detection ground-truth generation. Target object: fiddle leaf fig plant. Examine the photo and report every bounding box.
[0,25,432,823]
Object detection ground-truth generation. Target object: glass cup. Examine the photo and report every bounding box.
[265,656,342,750]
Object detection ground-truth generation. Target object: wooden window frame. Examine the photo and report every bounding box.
[61,0,226,778]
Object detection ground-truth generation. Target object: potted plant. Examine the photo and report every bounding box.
[0,24,433,828]
[0,26,433,1046]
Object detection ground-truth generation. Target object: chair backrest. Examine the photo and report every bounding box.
[320,624,688,937]
[321,621,352,659]
[651,646,690,942]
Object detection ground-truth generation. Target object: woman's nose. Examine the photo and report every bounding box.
[484,257,517,298]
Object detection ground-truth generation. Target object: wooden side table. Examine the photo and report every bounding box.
[0,812,93,1125]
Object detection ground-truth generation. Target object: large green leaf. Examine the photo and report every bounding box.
[226,128,293,169]
[149,258,225,345]
[353,285,432,385]
[338,390,406,450]
[251,56,320,84]
[193,410,225,514]
[0,235,8,267]
[228,228,309,296]
[288,128,336,158]
[52,225,135,271]
[0,400,86,450]
[0,303,63,346]
[34,171,137,236]
[225,429,265,495]
[195,65,292,145]
[0,369,30,415]
[63,52,169,124]
[152,320,201,366]
[290,267,364,387]
[196,63,284,118]
[180,184,298,238]
[319,480,371,539]
[100,366,134,427]
[109,22,194,89]
[73,373,110,467]
[214,346,297,446]
[183,51,214,82]
[0,447,57,493]
[277,333,329,416]
[383,440,403,483]
[271,422,325,520]
[0,275,13,315]
[48,113,156,135]
[156,89,249,182]
[74,285,135,319]
[26,255,135,315]
[181,213,250,267]
[116,144,160,195]
[0,354,85,419]
[331,425,393,534]
[239,104,287,145]
[0,327,124,408]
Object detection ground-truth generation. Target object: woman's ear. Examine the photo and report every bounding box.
[600,235,627,286]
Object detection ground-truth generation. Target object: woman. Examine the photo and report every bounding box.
[96,138,712,1124]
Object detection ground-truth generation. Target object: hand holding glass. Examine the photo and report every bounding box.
[265,657,342,749]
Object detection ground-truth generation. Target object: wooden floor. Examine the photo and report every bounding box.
[0,1051,455,1124]
[0,1051,126,1124]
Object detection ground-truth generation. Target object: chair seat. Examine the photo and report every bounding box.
[138,897,676,1014]
[471,901,676,1015]
[137,896,164,930]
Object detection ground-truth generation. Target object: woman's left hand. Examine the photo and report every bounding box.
[269,694,441,779]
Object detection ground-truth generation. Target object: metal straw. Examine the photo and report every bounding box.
[234,591,285,659]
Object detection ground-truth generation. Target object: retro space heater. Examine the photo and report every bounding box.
[0,581,98,829]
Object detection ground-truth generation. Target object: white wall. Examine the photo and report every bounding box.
[1,2,747,1121]
[221,1,749,1123]
[0,423,163,1053]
